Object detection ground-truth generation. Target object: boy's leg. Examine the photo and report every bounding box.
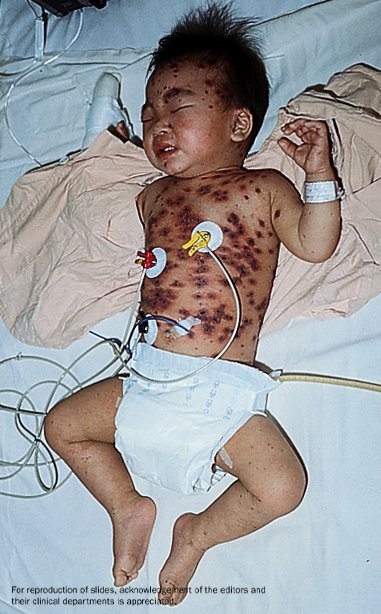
[44,377,156,586]
[158,414,307,605]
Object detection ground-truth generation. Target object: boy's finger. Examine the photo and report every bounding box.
[277,137,297,157]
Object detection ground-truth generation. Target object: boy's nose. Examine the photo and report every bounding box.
[153,118,171,136]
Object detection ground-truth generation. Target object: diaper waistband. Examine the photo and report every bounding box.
[128,343,279,394]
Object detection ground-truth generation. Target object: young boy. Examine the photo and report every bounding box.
[44,3,341,606]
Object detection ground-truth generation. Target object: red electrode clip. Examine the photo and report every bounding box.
[135,250,157,270]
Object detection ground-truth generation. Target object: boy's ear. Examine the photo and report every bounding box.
[230,108,253,142]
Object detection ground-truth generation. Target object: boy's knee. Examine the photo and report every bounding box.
[269,463,307,518]
[43,406,57,449]
[43,401,68,451]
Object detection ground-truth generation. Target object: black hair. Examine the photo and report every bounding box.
[147,2,269,150]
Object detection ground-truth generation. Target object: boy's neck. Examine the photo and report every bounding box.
[169,162,245,181]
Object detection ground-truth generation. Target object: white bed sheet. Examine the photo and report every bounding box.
[1,295,380,614]
[1,1,381,613]
[1,0,380,208]
[0,0,322,57]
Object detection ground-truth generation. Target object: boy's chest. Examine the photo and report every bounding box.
[143,183,265,250]
[144,205,278,277]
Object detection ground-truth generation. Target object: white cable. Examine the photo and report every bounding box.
[1,304,381,499]
[0,1,44,77]
[0,247,240,497]
[2,9,84,165]
[125,246,242,384]
[0,325,131,498]
[1,237,380,498]
[34,13,46,61]
[26,0,42,18]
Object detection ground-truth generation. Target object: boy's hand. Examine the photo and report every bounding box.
[277,119,333,175]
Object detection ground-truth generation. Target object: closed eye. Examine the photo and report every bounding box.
[140,103,154,124]
[171,104,194,114]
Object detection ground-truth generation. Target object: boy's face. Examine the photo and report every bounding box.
[141,57,246,178]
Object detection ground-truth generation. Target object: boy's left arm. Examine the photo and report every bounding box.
[274,119,342,263]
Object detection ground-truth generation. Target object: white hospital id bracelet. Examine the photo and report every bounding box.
[304,180,343,203]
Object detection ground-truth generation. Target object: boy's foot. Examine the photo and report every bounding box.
[158,512,206,606]
[112,495,156,586]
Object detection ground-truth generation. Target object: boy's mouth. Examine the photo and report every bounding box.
[154,142,176,158]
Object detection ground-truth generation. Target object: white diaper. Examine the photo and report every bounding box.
[115,344,279,495]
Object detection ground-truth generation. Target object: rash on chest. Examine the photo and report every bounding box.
[142,177,278,338]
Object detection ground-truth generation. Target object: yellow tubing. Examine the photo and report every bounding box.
[273,371,381,393]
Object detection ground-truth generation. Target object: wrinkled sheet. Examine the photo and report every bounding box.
[0,133,158,346]
[0,64,380,347]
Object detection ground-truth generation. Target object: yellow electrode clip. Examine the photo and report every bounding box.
[182,230,211,256]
